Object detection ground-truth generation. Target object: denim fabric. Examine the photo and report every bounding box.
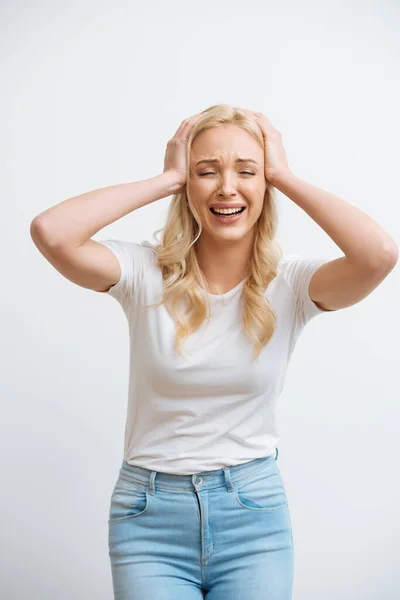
[108,448,294,599]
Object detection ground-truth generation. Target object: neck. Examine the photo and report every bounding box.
[195,231,253,293]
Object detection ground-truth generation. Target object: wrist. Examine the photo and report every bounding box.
[269,169,296,189]
[161,170,186,194]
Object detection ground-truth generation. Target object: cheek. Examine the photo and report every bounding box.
[188,180,209,202]
[250,199,265,220]
[188,197,207,221]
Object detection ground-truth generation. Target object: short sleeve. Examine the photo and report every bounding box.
[97,239,144,314]
[280,254,332,328]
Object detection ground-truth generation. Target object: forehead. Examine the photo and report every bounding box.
[191,124,263,164]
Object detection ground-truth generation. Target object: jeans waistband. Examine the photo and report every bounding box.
[118,448,279,494]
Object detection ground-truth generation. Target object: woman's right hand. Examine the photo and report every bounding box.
[163,112,203,189]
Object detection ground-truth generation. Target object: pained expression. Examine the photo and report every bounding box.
[188,124,266,242]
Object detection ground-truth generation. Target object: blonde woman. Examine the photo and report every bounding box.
[30,105,397,600]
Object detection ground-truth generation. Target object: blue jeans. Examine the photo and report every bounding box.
[108,448,294,599]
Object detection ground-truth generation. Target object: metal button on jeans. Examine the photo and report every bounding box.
[109,457,294,595]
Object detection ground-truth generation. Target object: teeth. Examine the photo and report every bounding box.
[212,207,243,215]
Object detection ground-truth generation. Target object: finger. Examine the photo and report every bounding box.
[237,107,260,115]
[173,113,202,138]
[237,107,254,115]
[185,112,203,122]
[180,113,202,131]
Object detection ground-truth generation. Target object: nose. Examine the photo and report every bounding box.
[217,173,239,198]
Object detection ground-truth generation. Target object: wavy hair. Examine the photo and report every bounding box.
[142,104,283,362]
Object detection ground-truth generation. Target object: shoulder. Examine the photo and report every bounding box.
[277,253,329,285]
[140,240,158,257]
[139,240,161,270]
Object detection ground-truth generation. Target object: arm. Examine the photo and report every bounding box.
[272,172,398,311]
[30,171,183,292]
[30,170,183,249]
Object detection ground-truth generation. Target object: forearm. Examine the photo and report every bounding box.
[30,170,183,248]
[272,171,398,268]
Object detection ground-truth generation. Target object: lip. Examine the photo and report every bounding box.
[209,203,247,209]
[209,206,246,225]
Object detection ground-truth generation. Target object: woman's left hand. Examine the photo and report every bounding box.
[239,108,291,185]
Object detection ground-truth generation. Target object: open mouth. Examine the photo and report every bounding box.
[209,207,246,221]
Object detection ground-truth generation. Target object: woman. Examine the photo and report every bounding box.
[30,104,397,599]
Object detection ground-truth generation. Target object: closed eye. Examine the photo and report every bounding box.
[199,171,255,176]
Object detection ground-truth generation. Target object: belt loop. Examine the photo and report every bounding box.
[223,467,234,492]
[275,447,279,461]
[148,471,157,495]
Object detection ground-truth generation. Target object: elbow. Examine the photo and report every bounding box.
[30,217,56,248]
[373,242,398,274]
[30,217,42,240]
[382,241,398,268]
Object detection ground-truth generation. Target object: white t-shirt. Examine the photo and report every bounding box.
[99,239,332,475]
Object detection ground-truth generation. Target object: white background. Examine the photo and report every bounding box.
[2,0,399,598]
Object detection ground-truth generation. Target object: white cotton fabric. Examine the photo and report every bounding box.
[99,239,332,475]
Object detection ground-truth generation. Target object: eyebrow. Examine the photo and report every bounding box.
[195,158,259,166]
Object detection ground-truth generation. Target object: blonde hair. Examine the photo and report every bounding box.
[142,104,283,362]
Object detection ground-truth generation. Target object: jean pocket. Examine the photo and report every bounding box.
[233,464,288,512]
[108,474,150,522]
